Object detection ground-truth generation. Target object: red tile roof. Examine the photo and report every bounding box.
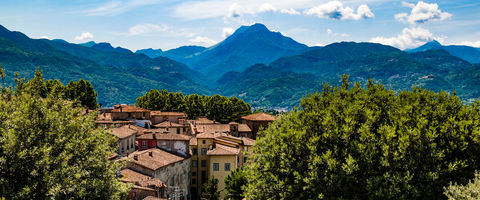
[238,124,252,132]
[110,126,137,139]
[150,111,185,116]
[207,144,240,155]
[152,121,185,128]
[128,148,186,170]
[241,113,276,121]
[137,132,191,141]
[111,104,150,113]
[242,137,256,146]
[195,117,215,124]
[120,169,165,188]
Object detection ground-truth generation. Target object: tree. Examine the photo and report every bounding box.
[444,171,480,199]
[201,176,220,200]
[24,68,48,98]
[245,75,480,199]
[0,93,128,199]
[225,167,248,200]
[65,79,98,109]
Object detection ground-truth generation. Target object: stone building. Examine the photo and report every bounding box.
[110,126,137,157]
[151,111,187,124]
[120,168,166,199]
[136,131,191,157]
[152,121,189,135]
[241,112,276,139]
[127,149,190,199]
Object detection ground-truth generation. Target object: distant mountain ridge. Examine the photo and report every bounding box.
[178,23,309,79]
[408,40,480,63]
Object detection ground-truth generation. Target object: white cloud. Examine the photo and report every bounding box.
[190,36,217,46]
[39,36,50,39]
[453,41,480,47]
[222,27,235,38]
[258,3,277,13]
[401,1,415,8]
[305,1,374,20]
[74,32,94,41]
[128,24,168,36]
[395,1,452,24]
[280,8,300,15]
[85,0,161,16]
[370,27,444,49]
[327,28,349,37]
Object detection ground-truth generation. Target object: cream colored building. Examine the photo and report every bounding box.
[110,126,137,157]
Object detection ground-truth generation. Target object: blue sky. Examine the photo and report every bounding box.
[0,0,479,51]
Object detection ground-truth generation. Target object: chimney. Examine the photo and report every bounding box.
[149,151,153,157]
[133,155,138,160]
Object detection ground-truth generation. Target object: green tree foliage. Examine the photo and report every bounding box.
[201,176,220,200]
[136,90,251,122]
[224,167,248,200]
[24,68,48,98]
[444,171,480,200]
[0,82,128,199]
[65,79,98,109]
[245,75,480,199]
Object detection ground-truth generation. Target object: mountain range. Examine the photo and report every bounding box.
[1,23,480,109]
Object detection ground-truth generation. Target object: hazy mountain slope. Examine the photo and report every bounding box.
[184,23,308,79]
[408,40,480,63]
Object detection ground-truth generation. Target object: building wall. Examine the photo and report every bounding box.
[152,115,181,124]
[127,187,157,200]
[190,138,213,198]
[119,134,136,156]
[112,112,150,120]
[209,155,237,199]
[157,140,190,157]
[137,139,157,150]
[243,120,272,139]
[127,162,155,177]
[153,159,191,199]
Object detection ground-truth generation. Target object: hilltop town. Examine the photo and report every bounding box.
[98,104,276,200]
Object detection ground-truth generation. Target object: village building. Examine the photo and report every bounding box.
[127,148,191,199]
[151,111,187,124]
[136,131,191,157]
[96,112,136,129]
[152,121,189,135]
[241,112,276,139]
[110,126,137,157]
[189,130,255,199]
[120,168,166,200]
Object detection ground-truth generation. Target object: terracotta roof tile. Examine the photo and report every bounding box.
[152,121,185,128]
[238,124,251,132]
[120,169,165,188]
[195,117,215,124]
[242,137,256,146]
[151,111,185,116]
[207,144,240,155]
[137,132,191,141]
[128,148,186,170]
[241,113,276,121]
[195,124,230,134]
[110,126,137,139]
[111,104,150,113]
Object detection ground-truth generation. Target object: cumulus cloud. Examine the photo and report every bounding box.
[74,32,94,41]
[395,1,452,24]
[327,28,349,37]
[305,1,374,20]
[222,27,235,38]
[190,36,217,46]
[370,27,443,49]
[128,24,168,36]
[39,36,50,39]
[280,8,300,15]
[258,3,277,13]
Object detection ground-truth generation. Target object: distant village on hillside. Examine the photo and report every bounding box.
[95,104,276,200]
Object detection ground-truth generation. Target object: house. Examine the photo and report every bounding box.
[96,112,136,129]
[136,131,191,157]
[241,112,276,139]
[120,168,166,200]
[152,121,189,135]
[127,149,191,199]
[110,104,151,128]
[110,126,137,157]
[151,111,186,124]
[189,131,255,199]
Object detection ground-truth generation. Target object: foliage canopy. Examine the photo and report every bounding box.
[245,75,480,199]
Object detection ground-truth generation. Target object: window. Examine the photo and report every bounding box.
[177,128,180,134]
[183,127,186,132]
[213,163,219,171]
[201,160,206,167]
[202,140,206,144]
[192,148,198,155]
[127,140,130,150]
[192,172,196,176]
[192,160,198,167]
[225,163,231,171]
[244,157,247,163]
[192,178,196,184]
[201,148,207,155]
[142,141,146,149]
[201,171,207,183]
[131,138,134,149]
[171,175,175,186]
